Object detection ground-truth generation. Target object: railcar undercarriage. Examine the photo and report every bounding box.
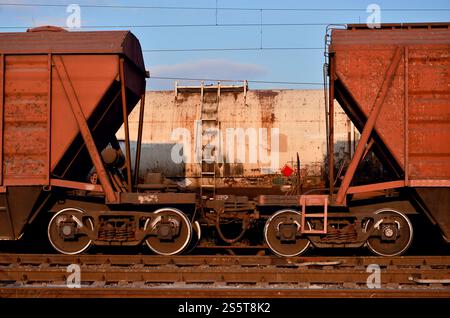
[46,190,415,257]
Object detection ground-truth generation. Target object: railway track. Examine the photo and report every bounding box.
[0,254,448,298]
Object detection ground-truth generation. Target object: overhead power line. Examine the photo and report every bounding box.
[143,47,323,52]
[0,3,449,11]
[0,23,333,29]
[149,76,323,86]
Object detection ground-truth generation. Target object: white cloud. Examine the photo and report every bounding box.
[152,58,267,79]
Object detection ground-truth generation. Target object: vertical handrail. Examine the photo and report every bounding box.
[328,55,335,195]
[0,54,4,186]
[134,93,146,186]
[46,53,52,185]
[325,24,347,196]
[119,58,132,192]
[404,47,409,185]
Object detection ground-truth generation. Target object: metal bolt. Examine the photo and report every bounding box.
[62,225,72,236]
[383,227,394,238]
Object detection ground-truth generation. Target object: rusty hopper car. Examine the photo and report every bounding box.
[323,23,450,254]
[0,27,154,250]
[259,23,450,257]
[0,24,449,257]
[0,27,201,256]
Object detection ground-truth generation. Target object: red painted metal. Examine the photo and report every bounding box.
[53,55,117,202]
[134,93,146,186]
[331,23,450,184]
[300,195,328,234]
[336,47,403,204]
[330,23,450,238]
[328,57,335,194]
[119,58,132,192]
[404,47,409,185]
[0,30,146,68]
[0,54,3,186]
[0,28,146,189]
[362,139,374,161]
[2,55,50,185]
[51,54,120,174]
[347,180,406,194]
[281,164,294,177]
[46,54,52,185]
[0,29,146,182]
[409,180,450,187]
[50,178,103,192]
[0,28,146,238]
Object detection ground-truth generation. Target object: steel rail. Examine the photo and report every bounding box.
[0,254,448,299]
[0,254,449,267]
[0,287,448,298]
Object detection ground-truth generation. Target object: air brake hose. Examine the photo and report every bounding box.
[215,212,248,244]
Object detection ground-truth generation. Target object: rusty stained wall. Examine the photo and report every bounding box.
[117,89,355,187]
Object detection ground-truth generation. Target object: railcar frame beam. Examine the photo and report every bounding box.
[328,54,335,195]
[134,93,145,186]
[119,58,133,192]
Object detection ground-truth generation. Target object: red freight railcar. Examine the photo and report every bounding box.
[0,27,199,256]
[325,23,450,249]
[260,23,450,257]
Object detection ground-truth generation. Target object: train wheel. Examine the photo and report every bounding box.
[47,208,94,255]
[264,209,311,257]
[185,221,202,254]
[364,209,413,256]
[144,208,193,256]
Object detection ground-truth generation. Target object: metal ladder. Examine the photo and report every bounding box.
[299,195,328,234]
[199,81,220,199]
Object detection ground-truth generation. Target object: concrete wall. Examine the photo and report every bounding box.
[117,88,357,187]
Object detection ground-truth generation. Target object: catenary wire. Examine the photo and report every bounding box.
[0,3,449,11]
[149,76,323,85]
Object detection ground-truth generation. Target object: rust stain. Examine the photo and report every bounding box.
[257,90,278,128]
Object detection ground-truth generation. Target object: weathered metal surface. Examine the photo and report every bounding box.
[330,23,450,238]
[50,178,103,192]
[118,90,353,188]
[347,180,405,194]
[0,29,145,73]
[52,55,116,202]
[119,192,197,205]
[51,54,119,174]
[331,23,450,183]
[336,47,403,204]
[414,188,450,242]
[1,253,448,267]
[257,195,300,206]
[0,27,146,185]
[119,58,133,192]
[0,187,42,239]
[0,54,4,185]
[0,28,146,238]
[134,93,146,186]
[0,287,448,298]
[3,55,50,185]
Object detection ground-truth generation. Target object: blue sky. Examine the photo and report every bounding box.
[1,0,449,90]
